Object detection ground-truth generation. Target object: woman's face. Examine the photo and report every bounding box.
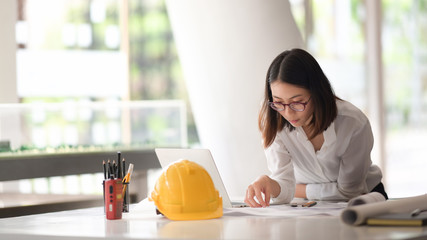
[270,81,313,128]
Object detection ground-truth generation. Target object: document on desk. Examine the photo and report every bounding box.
[223,201,347,218]
[133,198,347,218]
[341,194,427,226]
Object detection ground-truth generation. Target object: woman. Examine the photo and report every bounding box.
[244,48,387,208]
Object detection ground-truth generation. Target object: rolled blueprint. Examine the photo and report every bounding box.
[341,194,427,225]
[347,192,386,207]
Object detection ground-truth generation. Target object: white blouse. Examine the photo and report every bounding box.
[266,100,383,204]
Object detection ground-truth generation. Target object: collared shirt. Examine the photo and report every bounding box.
[266,100,383,204]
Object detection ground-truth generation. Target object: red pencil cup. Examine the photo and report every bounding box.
[104,179,124,220]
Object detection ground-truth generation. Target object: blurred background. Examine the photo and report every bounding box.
[0,0,426,212]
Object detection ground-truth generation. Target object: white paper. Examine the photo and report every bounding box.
[341,194,427,225]
[224,201,347,218]
[347,192,386,206]
[135,198,348,219]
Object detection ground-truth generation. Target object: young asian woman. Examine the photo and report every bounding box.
[244,48,388,208]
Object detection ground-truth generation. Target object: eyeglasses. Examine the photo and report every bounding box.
[268,97,311,112]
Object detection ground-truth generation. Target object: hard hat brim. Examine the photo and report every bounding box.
[161,199,223,221]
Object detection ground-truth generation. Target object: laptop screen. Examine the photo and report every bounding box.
[154,148,233,208]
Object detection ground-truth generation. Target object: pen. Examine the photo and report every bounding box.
[122,163,134,196]
[122,163,134,183]
[411,208,422,217]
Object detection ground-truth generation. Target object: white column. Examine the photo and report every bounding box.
[365,1,385,180]
[0,1,19,193]
[0,0,20,149]
[0,0,18,103]
[166,0,303,198]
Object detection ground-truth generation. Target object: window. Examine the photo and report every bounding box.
[3,0,196,196]
[290,0,427,198]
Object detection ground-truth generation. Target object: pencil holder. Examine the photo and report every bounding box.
[102,180,105,213]
[122,182,130,212]
[103,179,124,220]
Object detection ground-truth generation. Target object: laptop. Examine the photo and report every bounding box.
[154,148,247,208]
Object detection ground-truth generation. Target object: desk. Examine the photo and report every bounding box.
[0,193,103,218]
[0,149,159,215]
[1,200,427,240]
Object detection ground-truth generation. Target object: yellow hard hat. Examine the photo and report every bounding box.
[149,159,223,221]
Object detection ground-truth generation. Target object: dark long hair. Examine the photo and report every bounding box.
[259,48,338,148]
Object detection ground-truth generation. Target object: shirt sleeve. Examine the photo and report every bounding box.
[305,119,373,200]
[265,135,296,204]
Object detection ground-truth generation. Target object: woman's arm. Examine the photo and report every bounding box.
[295,184,307,199]
[305,120,375,200]
[245,132,296,206]
[263,135,296,204]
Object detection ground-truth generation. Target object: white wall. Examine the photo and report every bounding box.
[0,1,19,193]
[166,0,303,198]
[0,0,18,104]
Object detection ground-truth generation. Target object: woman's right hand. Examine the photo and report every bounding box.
[244,175,280,208]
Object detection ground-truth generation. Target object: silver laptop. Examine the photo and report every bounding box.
[154,148,247,208]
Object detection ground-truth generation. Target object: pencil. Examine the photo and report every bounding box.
[109,159,114,179]
[117,151,122,179]
[107,159,111,179]
[122,158,126,180]
[103,160,106,179]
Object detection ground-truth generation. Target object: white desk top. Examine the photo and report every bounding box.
[1,199,427,240]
